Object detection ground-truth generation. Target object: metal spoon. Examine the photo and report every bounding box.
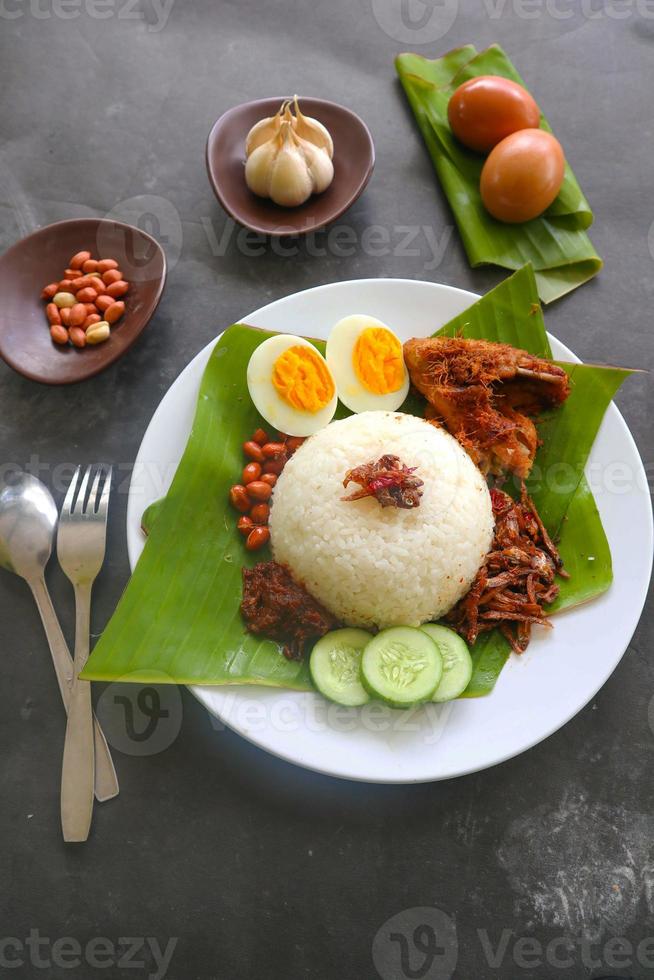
[0,471,118,803]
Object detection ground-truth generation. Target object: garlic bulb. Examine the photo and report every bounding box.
[293,95,334,159]
[245,120,334,208]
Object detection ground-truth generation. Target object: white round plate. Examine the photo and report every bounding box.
[127,279,652,783]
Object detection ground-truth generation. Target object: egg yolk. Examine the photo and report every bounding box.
[272,345,335,413]
[353,327,405,395]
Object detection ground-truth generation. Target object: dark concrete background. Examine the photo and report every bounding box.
[1,1,653,978]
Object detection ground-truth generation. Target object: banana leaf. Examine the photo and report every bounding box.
[396,44,602,303]
[83,266,629,696]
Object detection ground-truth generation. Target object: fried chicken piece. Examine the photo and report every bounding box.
[403,337,570,478]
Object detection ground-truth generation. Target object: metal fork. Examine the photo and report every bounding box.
[57,466,112,842]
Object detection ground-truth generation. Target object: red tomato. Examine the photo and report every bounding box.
[480,129,565,224]
[448,75,540,154]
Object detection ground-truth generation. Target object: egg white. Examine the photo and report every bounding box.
[246,334,338,436]
[326,314,410,413]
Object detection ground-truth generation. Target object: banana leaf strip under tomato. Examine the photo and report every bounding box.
[395,44,602,303]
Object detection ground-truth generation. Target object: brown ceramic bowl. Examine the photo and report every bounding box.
[0,218,166,385]
[206,97,375,236]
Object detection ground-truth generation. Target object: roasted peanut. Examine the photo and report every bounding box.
[41,283,59,300]
[249,503,270,525]
[102,268,122,286]
[69,303,88,327]
[252,428,269,445]
[69,251,91,270]
[246,526,270,551]
[95,294,114,313]
[70,275,93,290]
[53,291,76,308]
[237,515,254,536]
[88,277,105,295]
[82,258,99,273]
[262,458,284,476]
[85,320,110,345]
[106,280,129,299]
[64,269,80,279]
[46,303,62,325]
[76,287,98,304]
[58,280,75,292]
[285,436,306,454]
[242,462,262,484]
[84,303,98,315]
[261,442,286,459]
[104,301,125,324]
[60,308,72,327]
[229,484,251,514]
[83,313,101,329]
[246,480,272,502]
[96,258,118,273]
[243,440,265,463]
[50,324,69,345]
[69,326,87,348]
[260,473,277,488]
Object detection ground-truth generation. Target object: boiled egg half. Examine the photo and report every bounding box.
[326,314,410,413]
[247,334,338,436]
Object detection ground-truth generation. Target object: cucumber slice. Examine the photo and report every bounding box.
[310,628,372,707]
[361,627,442,708]
[420,624,473,702]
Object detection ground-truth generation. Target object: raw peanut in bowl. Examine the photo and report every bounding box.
[85,320,110,345]
[40,250,129,350]
[46,303,61,325]
[95,295,115,313]
[102,269,122,286]
[106,280,129,299]
[53,291,76,308]
[96,258,118,273]
[69,327,87,349]
[69,303,88,327]
[69,251,91,269]
[50,324,69,345]
[105,301,125,324]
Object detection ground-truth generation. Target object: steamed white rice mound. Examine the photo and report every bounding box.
[269,411,494,629]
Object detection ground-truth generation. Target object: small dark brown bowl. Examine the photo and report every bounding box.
[206,97,375,236]
[0,218,166,385]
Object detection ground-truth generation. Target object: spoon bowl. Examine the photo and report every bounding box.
[0,471,57,582]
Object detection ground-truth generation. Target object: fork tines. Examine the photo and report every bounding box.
[63,466,113,518]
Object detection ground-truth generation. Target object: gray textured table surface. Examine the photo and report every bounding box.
[1,2,653,978]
